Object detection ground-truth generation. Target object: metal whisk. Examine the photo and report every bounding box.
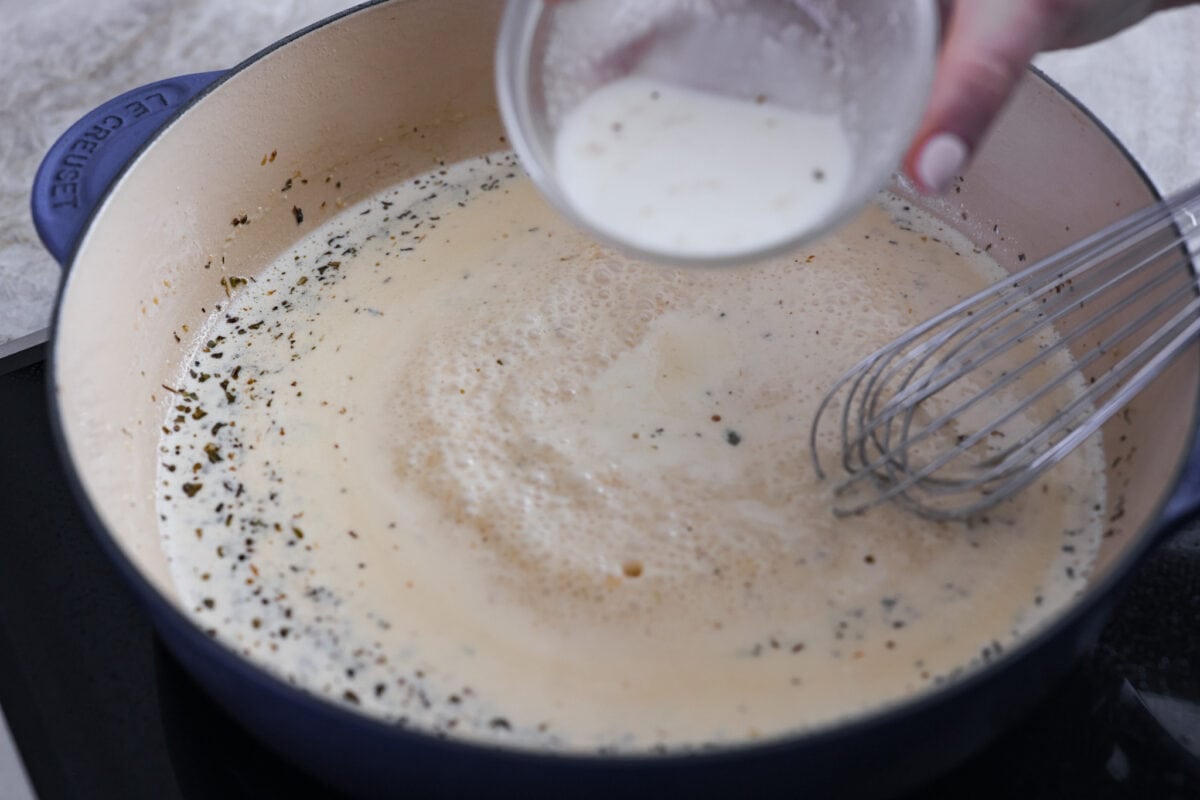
[810,181,1200,520]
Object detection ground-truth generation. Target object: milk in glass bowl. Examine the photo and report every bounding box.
[496,0,939,265]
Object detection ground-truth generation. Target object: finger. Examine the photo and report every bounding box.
[904,2,1053,194]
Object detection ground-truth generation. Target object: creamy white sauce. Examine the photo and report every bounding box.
[554,76,852,258]
[155,153,1104,753]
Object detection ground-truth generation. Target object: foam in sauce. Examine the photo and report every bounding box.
[156,153,1105,753]
[554,76,852,258]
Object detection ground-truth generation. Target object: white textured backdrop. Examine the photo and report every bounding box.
[1,1,1200,344]
[0,0,351,344]
[1034,5,1200,194]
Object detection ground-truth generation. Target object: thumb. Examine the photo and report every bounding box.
[904,2,1053,194]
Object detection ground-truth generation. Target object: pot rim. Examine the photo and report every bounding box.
[42,0,1199,773]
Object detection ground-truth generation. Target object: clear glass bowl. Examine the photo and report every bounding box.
[496,0,940,266]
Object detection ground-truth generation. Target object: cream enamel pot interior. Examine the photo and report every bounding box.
[29,1,1200,797]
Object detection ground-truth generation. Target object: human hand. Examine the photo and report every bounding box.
[905,0,1186,194]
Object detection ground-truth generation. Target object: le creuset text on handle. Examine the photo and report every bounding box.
[31,71,225,267]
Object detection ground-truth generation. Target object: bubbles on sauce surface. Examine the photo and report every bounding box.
[154,152,1105,753]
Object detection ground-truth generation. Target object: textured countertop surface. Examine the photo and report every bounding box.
[0,0,353,345]
[2,3,1200,799]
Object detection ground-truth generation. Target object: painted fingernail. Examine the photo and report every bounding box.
[915,132,968,194]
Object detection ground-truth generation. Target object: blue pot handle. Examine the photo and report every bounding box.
[31,71,225,267]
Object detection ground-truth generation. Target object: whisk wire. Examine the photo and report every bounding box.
[849,250,1193,492]
[853,208,1192,462]
[811,189,1190,481]
[811,181,1200,519]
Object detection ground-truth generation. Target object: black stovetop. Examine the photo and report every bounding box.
[1,357,1197,800]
